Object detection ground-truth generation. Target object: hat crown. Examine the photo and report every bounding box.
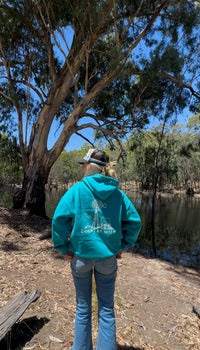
[84,149,96,161]
[86,149,109,165]
[75,149,109,165]
[85,149,109,165]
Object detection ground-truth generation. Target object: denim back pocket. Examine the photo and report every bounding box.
[94,256,118,275]
[71,255,93,275]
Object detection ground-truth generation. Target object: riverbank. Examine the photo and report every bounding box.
[0,206,200,349]
[120,182,200,199]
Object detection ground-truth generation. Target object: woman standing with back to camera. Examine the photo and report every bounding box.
[52,149,141,350]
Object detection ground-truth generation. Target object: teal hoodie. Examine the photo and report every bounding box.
[52,174,141,259]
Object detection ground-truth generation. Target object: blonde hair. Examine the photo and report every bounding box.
[84,162,117,179]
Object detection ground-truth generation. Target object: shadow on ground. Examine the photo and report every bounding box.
[0,316,49,350]
[117,345,144,350]
[0,206,51,237]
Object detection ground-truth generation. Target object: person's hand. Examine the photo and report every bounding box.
[116,250,122,259]
[64,250,74,261]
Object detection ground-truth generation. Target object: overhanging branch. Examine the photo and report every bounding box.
[0,90,15,105]
[158,72,200,99]
[127,0,171,55]
[75,131,95,147]
[14,80,45,104]
[121,0,144,41]
[33,0,57,81]
[75,122,123,136]
[75,122,122,150]
[120,66,200,101]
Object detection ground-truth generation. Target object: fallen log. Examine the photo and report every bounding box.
[33,230,52,240]
[38,230,52,240]
[0,289,41,341]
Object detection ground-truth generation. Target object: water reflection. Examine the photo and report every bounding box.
[130,193,200,269]
[1,186,200,268]
[47,189,200,268]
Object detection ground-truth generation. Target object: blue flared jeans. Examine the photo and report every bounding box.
[70,255,118,350]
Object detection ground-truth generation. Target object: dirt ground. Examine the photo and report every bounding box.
[0,206,200,350]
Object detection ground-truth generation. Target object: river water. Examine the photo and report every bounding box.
[1,186,200,268]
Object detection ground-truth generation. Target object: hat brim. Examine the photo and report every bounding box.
[75,158,88,164]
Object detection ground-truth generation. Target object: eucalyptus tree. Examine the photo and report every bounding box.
[0,0,200,216]
[49,146,90,186]
[0,132,22,184]
[128,126,178,190]
[174,115,200,187]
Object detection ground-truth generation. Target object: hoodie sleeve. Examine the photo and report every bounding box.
[121,192,141,251]
[52,187,75,255]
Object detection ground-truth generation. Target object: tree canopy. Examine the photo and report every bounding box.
[0,0,200,216]
[0,131,22,184]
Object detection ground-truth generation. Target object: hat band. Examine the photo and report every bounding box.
[89,157,107,166]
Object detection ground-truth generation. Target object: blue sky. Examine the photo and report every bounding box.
[46,107,192,152]
[12,24,195,153]
[45,26,194,152]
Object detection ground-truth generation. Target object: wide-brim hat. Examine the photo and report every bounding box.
[75,149,109,166]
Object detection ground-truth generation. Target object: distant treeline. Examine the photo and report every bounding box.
[1,116,200,193]
[48,116,200,193]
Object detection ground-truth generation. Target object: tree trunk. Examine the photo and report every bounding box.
[13,163,49,218]
[151,192,157,257]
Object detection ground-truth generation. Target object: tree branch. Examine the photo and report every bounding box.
[38,0,78,87]
[75,121,124,151]
[0,90,15,105]
[0,38,27,168]
[131,83,150,119]
[120,66,200,101]
[14,80,45,104]
[158,72,200,99]
[74,71,80,107]
[126,0,172,55]
[25,75,31,147]
[121,0,144,41]
[75,131,95,147]
[33,0,56,81]
[47,68,116,164]
[75,122,122,135]
[183,52,200,77]
[45,32,57,82]
[113,0,120,44]
[85,48,89,94]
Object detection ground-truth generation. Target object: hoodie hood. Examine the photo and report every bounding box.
[82,174,120,200]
